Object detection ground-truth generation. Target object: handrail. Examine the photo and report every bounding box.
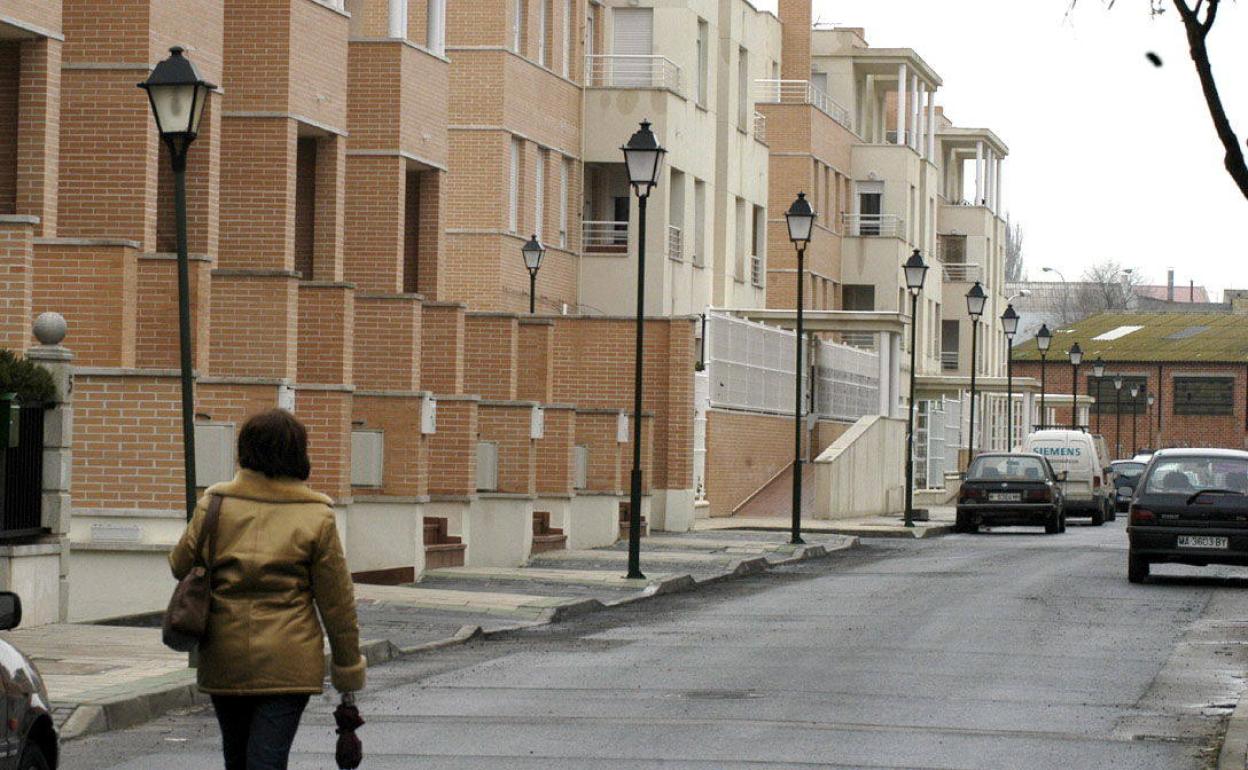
[841,213,904,238]
[942,263,982,282]
[585,55,684,97]
[753,79,853,131]
[582,220,628,255]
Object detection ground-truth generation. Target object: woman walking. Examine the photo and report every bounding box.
[170,409,365,770]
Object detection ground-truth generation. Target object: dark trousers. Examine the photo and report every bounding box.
[211,694,310,770]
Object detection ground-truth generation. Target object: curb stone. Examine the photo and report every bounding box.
[1218,691,1248,770]
[58,535,860,742]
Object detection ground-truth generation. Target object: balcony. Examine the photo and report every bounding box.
[585,55,684,97]
[666,225,683,262]
[842,213,904,238]
[942,263,981,283]
[941,351,959,372]
[753,79,853,132]
[583,220,628,255]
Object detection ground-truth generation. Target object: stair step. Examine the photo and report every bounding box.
[425,541,467,570]
[530,533,568,554]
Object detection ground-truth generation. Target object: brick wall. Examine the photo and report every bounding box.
[420,302,465,394]
[297,283,354,385]
[516,319,554,402]
[536,406,574,495]
[135,255,211,370]
[296,387,352,501]
[427,396,477,495]
[463,314,518,399]
[219,118,296,270]
[574,410,621,493]
[207,273,299,379]
[352,394,429,496]
[343,154,405,292]
[704,409,802,516]
[478,403,536,494]
[0,42,20,214]
[32,242,137,367]
[0,220,33,351]
[17,37,61,237]
[354,295,421,391]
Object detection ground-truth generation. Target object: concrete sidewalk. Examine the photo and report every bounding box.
[22,529,857,742]
[694,506,956,538]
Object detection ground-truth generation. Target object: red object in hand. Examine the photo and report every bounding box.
[333,700,365,769]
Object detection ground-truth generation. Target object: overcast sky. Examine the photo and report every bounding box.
[754,0,1248,300]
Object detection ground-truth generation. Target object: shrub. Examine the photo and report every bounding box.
[0,350,56,404]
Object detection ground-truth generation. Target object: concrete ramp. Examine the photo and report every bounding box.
[732,462,815,518]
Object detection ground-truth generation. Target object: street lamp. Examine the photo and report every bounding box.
[903,249,928,528]
[620,120,665,580]
[1130,382,1141,456]
[1036,323,1052,428]
[139,47,216,521]
[1042,266,1069,324]
[1147,393,1156,450]
[784,192,815,546]
[521,235,545,314]
[965,282,987,469]
[1092,357,1106,432]
[1068,342,1083,430]
[1001,304,1019,447]
[1113,374,1124,457]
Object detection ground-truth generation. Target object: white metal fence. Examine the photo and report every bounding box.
[842,213,904,238]
[753,79,853,131]
[914,396,963,490]
[585,55,684,96]
[705,312,880,423]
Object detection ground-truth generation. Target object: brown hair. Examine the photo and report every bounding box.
[237,409,312,481]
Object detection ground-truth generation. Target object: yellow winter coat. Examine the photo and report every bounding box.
[169,470,366,695]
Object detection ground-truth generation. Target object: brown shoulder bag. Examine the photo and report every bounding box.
[162,494,222,652]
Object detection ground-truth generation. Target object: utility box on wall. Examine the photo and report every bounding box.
[530,407,544,440]
[421,396,437,435]
[195,423,236,487]
[351,430,384,487]
[617,413,629,443]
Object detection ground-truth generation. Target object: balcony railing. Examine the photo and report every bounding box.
[839,332,878,351]
[753,79,853,131]
[667,225,683,262]
[942,263,982,283]
[585,55,684,96]
[841,213,904,238]
[750,255,763,287]
[940,351,960,372]
[582,220,628,255]
[752,111,766,142]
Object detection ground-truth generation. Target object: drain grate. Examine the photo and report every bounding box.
[676,690,761,701]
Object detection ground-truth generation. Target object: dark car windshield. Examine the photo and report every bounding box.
[1142,457,1248,495]
[1112,462,1146,479]
[968,456,1049,482]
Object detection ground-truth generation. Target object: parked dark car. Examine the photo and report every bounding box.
[1110,460,1147,512]
[0,592,58,768]
[1127,448,1248,583]
[956,453,1066,534]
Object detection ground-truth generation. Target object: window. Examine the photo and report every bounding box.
[842,285,874,311]
[538,0,549,66]
[535,148,547,240]
[427,0,446,55]
[751,205,765,287]
[586,5,596,60]
[559,157,570,247]
[693,179,706,267]
[512,0,526,53]
[696,20,709,106]
[857,184,882,236]
[562,0,572,76]
[1088,376,1147,415]
[1174,377,1234,415]
[734,197,746,282]
[509,138,521,233]
[668,169,685,261]
[737,47,749,128]
[612,8,653,86]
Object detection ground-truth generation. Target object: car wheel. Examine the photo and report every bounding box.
[955,512,977,534]
[1045,509,1060,535]
[1059,512,1067,533]
[1128,553,1150,584]
[1106,501,1117,522]
[18,744,50,770]
[1090,505,1106,526]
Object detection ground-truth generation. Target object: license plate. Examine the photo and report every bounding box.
[989,493,1021,502]
[1177,535,1229,550]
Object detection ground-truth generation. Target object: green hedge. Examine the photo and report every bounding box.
[0,350,55,404]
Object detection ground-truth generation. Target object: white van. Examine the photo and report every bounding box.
[1021,429,1110,525]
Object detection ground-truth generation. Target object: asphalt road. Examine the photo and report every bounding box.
[65,519,1248,769]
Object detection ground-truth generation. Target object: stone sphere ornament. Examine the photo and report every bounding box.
[33,312,67,346]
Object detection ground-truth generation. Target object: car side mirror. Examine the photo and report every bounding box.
[0,592,22,631]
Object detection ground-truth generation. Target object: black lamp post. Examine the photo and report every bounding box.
[1001,304,1019,446]
[903,249,929,528]
[139,47,216,522]
[1130,383,1141,456]
[620,120,665,580]
[965,282,987,469]
[1068,342,1083,430]
[1147,393,1155,450]
[521,235,545,314]
[1113,374,1123,457]
[1036,323,1051,429]
[784,192,815,545]
[1092,357,1106,432]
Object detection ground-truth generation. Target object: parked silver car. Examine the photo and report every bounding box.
[0,593,58,769]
